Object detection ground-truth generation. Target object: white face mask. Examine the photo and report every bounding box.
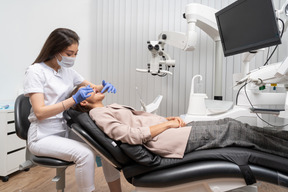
[56,53,75,68]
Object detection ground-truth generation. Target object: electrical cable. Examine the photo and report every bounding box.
[263,18,285,66]
[266,47,270,62]
[235,82,247,105]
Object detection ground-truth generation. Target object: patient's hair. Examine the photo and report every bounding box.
[70,85,91,113]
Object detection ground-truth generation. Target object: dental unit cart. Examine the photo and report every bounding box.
[0,107,26,182]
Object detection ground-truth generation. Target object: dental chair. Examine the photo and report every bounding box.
[14,94,74,192]
[64,108,288,192]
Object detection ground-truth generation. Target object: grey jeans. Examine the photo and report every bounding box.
[185,118,288,158]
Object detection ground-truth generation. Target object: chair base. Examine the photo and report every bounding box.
[54,167,67,191]
[19,160,34,171]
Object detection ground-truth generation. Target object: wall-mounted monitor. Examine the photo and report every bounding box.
[215,0,281,57]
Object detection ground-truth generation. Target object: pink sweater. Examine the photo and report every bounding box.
[89,103,191,158]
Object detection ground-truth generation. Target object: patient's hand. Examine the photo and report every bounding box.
[150,117,186,137]
[166,117,186,127]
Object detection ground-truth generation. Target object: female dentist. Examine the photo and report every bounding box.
[23,28,121,192]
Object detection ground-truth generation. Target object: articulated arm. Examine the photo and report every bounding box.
[277,0,288,32]
[236,56,288,87]
[136,3,219,76]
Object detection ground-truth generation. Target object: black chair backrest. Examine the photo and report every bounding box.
[14,94,31,140]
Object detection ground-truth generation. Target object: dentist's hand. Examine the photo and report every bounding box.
[72,85,94,104]
[101,80,116,94]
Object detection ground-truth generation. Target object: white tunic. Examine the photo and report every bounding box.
[23,62,84,141]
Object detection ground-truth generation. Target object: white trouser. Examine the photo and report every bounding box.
[28,121,120,192]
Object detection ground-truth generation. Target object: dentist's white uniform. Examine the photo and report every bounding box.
[24,62,119,192]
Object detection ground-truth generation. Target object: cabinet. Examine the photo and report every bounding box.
[0,109,26,182]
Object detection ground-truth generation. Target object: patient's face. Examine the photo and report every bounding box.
[91,87,105,102]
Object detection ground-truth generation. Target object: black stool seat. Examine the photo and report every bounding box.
[32,156,74,167]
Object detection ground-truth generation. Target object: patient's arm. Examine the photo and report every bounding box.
[90,110,151,144]
[150,118,185,138]
[90,109,184,145]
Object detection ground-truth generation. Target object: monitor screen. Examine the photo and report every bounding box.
[215,0,281,57]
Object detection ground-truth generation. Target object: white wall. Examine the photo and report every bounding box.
[0,0,93,101]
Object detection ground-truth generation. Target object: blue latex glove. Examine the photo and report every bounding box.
[101,80,116,94]
[72,85,94,104]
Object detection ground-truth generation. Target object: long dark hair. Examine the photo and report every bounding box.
[33,28,80,64]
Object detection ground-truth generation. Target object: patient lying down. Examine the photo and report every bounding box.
[71,85,288,159]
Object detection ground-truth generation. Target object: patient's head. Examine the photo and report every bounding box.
[70,85,105,113]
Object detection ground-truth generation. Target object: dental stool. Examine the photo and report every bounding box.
[14,94,74,192]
